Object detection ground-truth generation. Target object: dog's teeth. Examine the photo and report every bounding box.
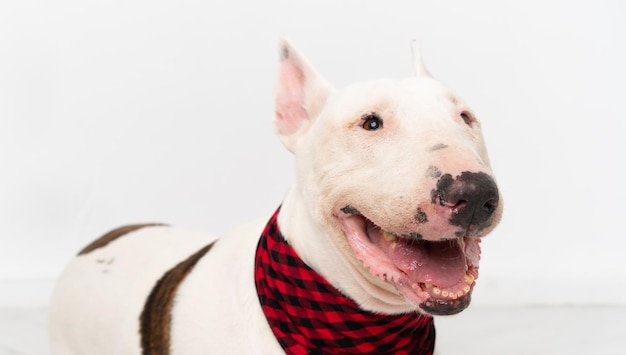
[390,241,398,249]
[382,231,398,242]
[429,281,472,299]
[464,273,475,284]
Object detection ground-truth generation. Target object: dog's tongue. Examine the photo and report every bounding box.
[372,232,467,288]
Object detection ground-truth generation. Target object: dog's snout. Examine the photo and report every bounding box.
[432,172,499,231]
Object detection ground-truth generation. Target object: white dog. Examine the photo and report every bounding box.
[49,40,502,354]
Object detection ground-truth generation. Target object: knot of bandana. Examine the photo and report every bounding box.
[254,207,435,354]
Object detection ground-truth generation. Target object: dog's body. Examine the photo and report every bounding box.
[50,219,281,354]
[49,40,502,354]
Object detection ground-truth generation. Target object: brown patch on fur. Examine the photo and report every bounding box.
[140,241,216,355]
[78,224,166,256]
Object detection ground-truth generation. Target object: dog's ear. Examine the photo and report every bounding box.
[411,40,431,78]
[274,39,332,153]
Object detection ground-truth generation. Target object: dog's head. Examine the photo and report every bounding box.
[274,40,502,316]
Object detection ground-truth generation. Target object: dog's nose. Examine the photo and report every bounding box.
[433,172,499,231]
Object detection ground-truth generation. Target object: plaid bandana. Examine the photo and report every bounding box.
[254,207,436,354]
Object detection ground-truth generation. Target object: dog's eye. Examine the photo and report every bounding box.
[460,111,475,126]
[361,113,383,131]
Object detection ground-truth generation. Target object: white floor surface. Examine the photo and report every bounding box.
[1,306,624,354]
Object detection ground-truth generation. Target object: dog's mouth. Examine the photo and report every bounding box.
[336,208,481,316]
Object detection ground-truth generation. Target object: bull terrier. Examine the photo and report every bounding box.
[49,39,502,354]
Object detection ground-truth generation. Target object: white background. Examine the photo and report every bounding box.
[1,0,625,307]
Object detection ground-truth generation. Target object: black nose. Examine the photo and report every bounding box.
[432,172,499,230]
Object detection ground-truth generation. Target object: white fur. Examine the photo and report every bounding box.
[49,40,500,354]
[49,227,220,354]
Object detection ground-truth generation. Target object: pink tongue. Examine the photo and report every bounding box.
[377,237,467,288]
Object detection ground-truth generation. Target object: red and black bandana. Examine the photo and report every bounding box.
[254,207,436,355]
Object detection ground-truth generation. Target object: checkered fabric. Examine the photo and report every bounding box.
[254,207,435,354]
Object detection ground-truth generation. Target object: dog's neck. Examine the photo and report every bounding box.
[255,206,435,354]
